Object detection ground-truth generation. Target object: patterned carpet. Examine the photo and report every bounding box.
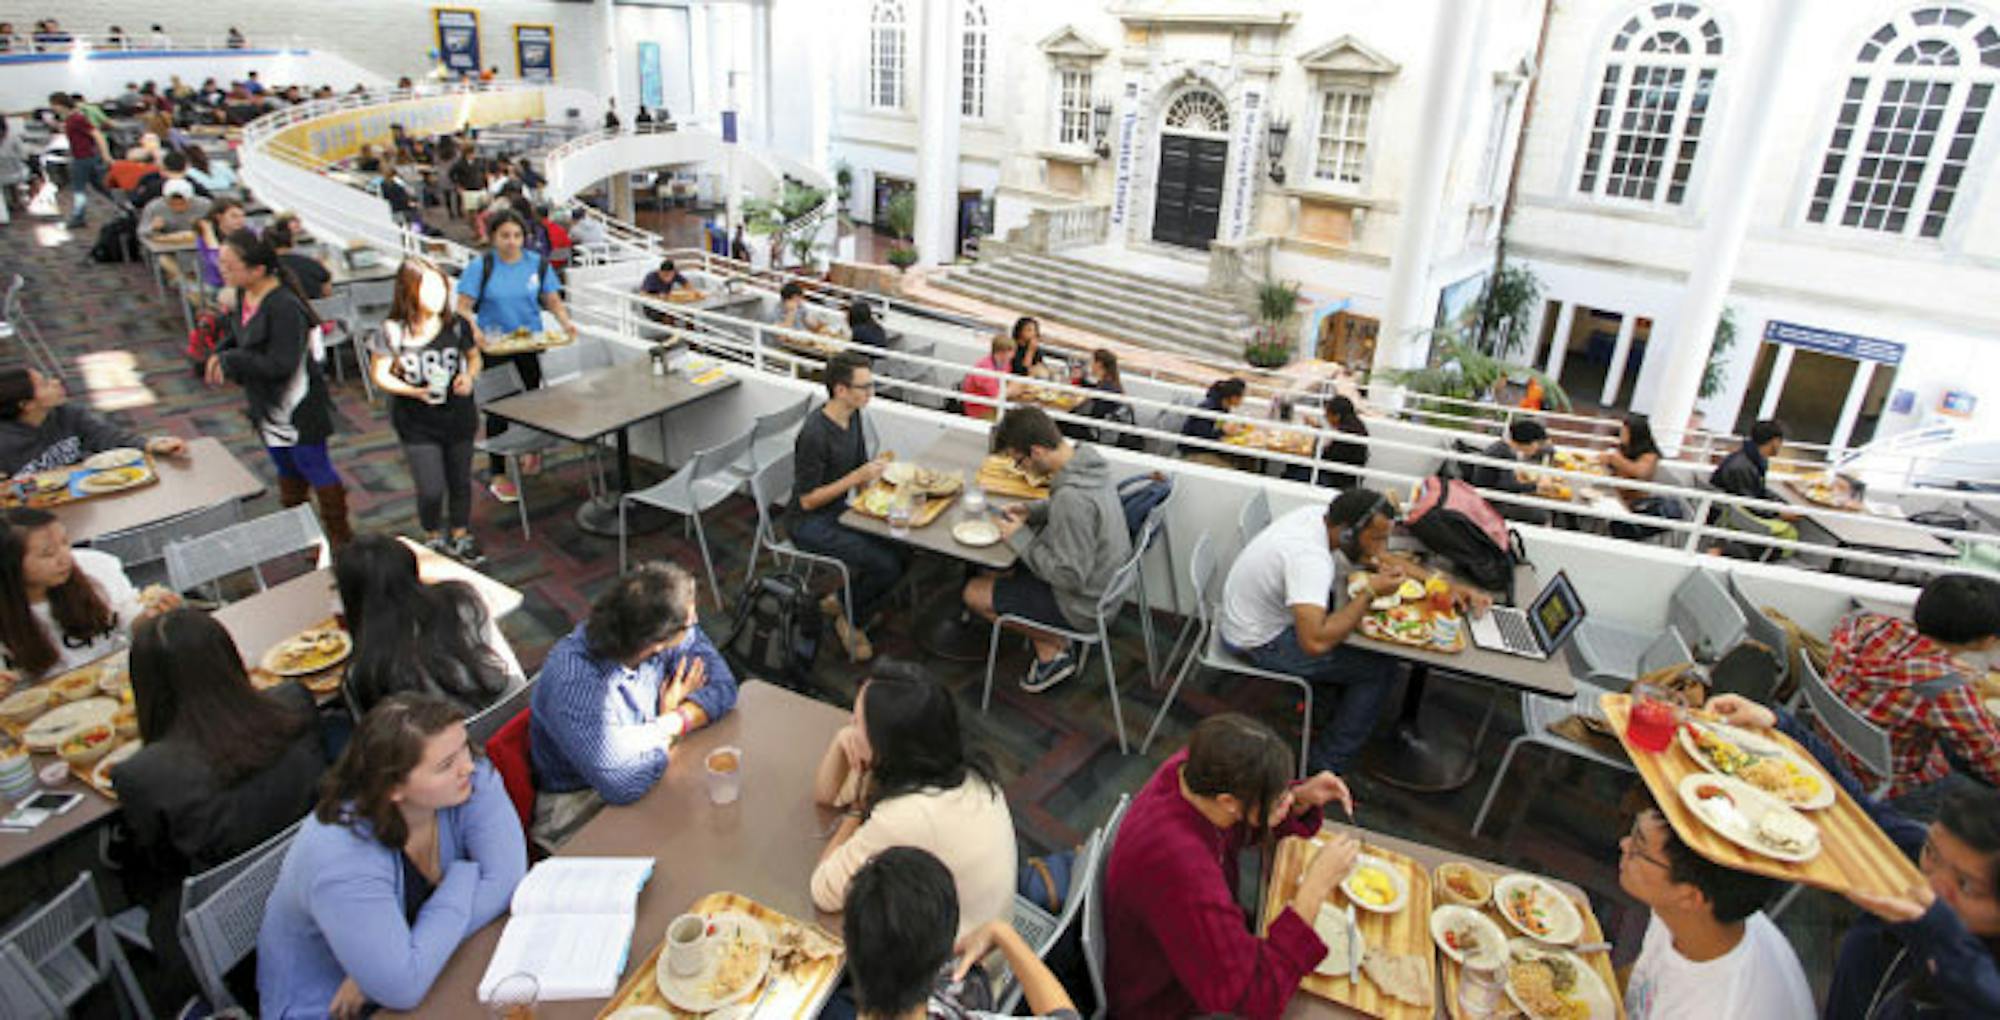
[2,194,1855,1007]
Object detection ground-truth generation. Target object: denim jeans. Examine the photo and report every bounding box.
[1234,626,1402,774]
[788,512,908,620]
[66,154,107,223]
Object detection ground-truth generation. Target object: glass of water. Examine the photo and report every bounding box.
[887,493,915,537]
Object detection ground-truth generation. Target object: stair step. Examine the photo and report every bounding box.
[931,273,1248,362]
[1015,252,1240,316]
[956,266,1247,341]
[969,259,1249,332]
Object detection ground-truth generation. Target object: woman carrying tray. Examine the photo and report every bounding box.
[372,257,484,564]
[456,210,577,505]
[0,365,186,478]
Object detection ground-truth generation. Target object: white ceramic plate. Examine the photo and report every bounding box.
[1429,904,1507,967]
[952,519,1001,547]
[603,1009,670,1020]
[1311,903,1360,978]
[655,913,771,1014]
[1678,718,1835,810]
[91,740,142,789]
[1503,939,1616,1020]
[1340,854,1409,914]
[82,448,145,471]
[1676,773,1822,863]
[1493,874,1584,945]
[23,697,120,752]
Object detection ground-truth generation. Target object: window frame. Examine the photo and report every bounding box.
[868,0,907,112]
[1310,84,1373,188]
[961,0,988,120]
[1054,66,1095,148]
[1573,2,1728,210]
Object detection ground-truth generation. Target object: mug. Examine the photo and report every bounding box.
[665,913,708,978]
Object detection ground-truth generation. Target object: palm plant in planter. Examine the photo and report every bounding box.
[1382,331,1571,424]
[1245,278,1301,368]
[884,191,918,270]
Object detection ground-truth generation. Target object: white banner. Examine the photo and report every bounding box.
[1226,85,1263,241]
[1108,79,1140,227]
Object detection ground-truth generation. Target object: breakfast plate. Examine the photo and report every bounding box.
[77,466,152,494]
[260,628,353,677]
[1430,904,1507,967]
[82,448,146,471]
[1678,718,1834,810]
[1341,854,1409,914]
[952,519,1001,547]
[1677,773,1822,863]
[1504,939,1616,1020]
[1493,874,1584,945]
[23,697,120,752]
[655,913,771,1013]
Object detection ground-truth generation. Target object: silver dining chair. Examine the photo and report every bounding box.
[162,504,328,602]
[178,823,301,1012]
[1237,486,1272,550]
[619,426,757,608]
[0,873,152,1020]
[743,451,856,631]
[473,362,565,538]
[995,823,1107,1014]
[1080,794,1133,1020]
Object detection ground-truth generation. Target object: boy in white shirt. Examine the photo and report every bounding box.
[1620,807,1815,1020]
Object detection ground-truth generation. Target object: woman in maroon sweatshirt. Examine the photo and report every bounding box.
[1103,713,1361,1019]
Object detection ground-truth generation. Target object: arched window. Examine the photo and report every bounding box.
[1807,4,2000,238]
[962,1,988,119]
[869,0,906,110]
[1163,89,1230,135]
[1577,3,1726,206]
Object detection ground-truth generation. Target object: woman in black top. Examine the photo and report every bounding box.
[369,257,482,561]
[334,533,520,718]
[1067,347,1134,445]
[1179,377,1248,464]
[111,608,325,1001]
[205,228,351,545]
[847,302,890,349]
[1313,395,1370,489]
[1009,316,1048,377]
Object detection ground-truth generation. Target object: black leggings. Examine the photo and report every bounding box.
[485,352,543,475]
[404,438,475,532]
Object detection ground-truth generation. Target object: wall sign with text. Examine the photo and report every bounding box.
[638,41,664,110]
[515,24,554,81]
[1762,320,1905,366]
[433,7,481,76]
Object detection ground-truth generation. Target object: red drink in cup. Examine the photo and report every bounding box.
[1628,694,1679,752]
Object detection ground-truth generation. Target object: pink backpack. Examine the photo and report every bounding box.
[1405,476,1522,596]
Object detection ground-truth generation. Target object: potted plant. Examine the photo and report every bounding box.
[884,191,917,271]
[790,232,818,274]
[1382,332,1570,425]
[1245,278,1301,368]
[1699,306,1737,401]
[1472,262,1545,358]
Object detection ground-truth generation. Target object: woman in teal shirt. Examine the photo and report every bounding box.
[455,210,577,502]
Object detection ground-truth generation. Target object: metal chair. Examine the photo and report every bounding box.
[1471,627,1692,836]
[179,822,300,1012]
[1128,480,1178,688]
[1793,646,1893,798]
[742,451,856,630]
[735,395,812,478]
[1141,532,1314,776]
[1080,794,1133,1020]
[1237,487,1272,550]
[162,505,327,602]
[1667,567,1749,663]
[995,823,1107,1014]
[473,362,565,538]
[1724,571,1793,694]
[1,274,64,382]
[619,427,757,609]
[86,500,246,586]
[0,873,152,1020]
[980,539,1151,754]
[468,673,537,746]
[310,288,374,398]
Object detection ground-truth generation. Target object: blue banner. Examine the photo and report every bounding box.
[434,8,481,76]
[638,41,664,110]
[515,25,553,82]
[1763,320,1904,366]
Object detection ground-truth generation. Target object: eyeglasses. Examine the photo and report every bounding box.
[1621,812,1670,870]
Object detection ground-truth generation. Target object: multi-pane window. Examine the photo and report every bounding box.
[1057,69,1093,146]
[869,0,905,110]
[1577,3,1724,206]
[1807,5,2000,239]
[1313,87,1371,185]
[961,2,988,119]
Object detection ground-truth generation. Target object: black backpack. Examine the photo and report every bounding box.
[1116,472,1173,541]
[1404,476,1526,601]
[721,572,821,692]
[90,213,141,264]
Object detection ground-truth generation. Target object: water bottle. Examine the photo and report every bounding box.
[650,344,667,377]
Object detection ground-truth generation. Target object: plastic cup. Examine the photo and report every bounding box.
[705,746,743,805]
[1628,684,1680,753]
[665,913,709,977]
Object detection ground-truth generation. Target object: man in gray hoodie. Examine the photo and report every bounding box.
[964,406,1133,692]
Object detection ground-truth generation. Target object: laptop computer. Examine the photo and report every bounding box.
[1468,570,1588,661]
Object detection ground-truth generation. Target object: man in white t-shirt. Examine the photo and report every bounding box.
[1620,807,1816,1020]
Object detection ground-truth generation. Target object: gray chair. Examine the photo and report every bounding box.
[619,427,756,608]
[1,274,63,382]
[980,539,1151,754]
[742,452,856,631]
[1237,487,1272,550]
[308,288,372,397]
[737,395,812,477]
[1472,627,1692,836]
[473,361,565,538]
[1128,480,1178,688]
[86,500,246,587]
[1148,394,1199,458]
[179,822,300,1012]
[0,873,152,1020]
[1141,532,1315,776]
[1794,646,1893,798]
[467,673,536,746]
[1080,794,1133,1020]
[1667,567,1749,663]
[995,823,1106,1014]
[880,340,944,410]
[1724,571,1793,695]
[162,504,327,602]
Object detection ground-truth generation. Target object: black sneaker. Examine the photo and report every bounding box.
[449,533,486,566]
[423,533,451,556]
[1021,651,1077,693]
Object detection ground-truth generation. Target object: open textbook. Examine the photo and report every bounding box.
[477,856,656,1001]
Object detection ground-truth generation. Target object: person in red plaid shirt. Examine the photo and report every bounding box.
[1816,574,2000,802]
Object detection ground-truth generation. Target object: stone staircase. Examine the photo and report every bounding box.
[932,251,1254,362]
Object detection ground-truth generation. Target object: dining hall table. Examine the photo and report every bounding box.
[384,680,848,1018]
[1772,479,1959,569]
[65,436,266,546]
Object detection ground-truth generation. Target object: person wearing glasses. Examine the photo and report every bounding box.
[1706,693,2000,1018]
[789,353,906,663]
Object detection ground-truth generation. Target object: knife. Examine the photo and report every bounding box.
[1345,903,1359,986]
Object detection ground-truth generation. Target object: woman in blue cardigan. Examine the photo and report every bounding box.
[258,694,526,1017]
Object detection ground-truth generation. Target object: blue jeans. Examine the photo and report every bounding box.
[788,513,908,621]
[1234,627,1401,774]
[66,155,108,223]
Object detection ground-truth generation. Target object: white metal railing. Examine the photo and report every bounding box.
[1,31,299,53]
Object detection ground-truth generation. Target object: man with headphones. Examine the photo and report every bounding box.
[1218,488,1488,773]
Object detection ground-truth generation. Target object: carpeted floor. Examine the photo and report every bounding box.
[2,190,1857,1011]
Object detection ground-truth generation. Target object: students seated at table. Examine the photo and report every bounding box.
[181,143,239,195]
[1010,316,1049,378]
[1705,694,2000,1018]
[772,281,810,331]
[811,664,1017,934]
[1708,419,1800,547]
[0,508,176,680]
[530,562,738,841]
[258,694,527,1016]
[848,302,890,349]
[335,535,522,718]
[105,147,156,193]
[1602,412,1688,539]
[139,178,210,238]
[1814,572,2000,808]
[1465,418,1553,517]
[960,334,1015,421]
[1104,713,1360,1020]
[0,364,186,477]
[193,197,249,288]
[1179,377,1248,466]
[112,608,326,1002]
[380,164,418,229]
[1617,802,1815,1018]
[962,407,1132,692]
[845,846,1079,1020]
[790,353,909,662]
[457,210,576,503]
[1313,395,1370,489]
[641,257,692,300]
[131,150,210,210]
[1064,347,1133,445]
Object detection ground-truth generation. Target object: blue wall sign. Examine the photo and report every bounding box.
[1762,320,1904,366]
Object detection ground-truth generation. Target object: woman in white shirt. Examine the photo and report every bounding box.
[0,508,175,682]
[811,663,1017,939]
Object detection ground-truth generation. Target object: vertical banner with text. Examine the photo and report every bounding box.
[514,24,554,81]
[433,8,481,77]
[638,41,665,111]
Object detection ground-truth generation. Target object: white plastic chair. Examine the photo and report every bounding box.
[742,451,856,630]
[0,873,152,1019]
[1237,487,1272,550]
[178,822,300,1012]
[162,504,327,602]
[619,427,757,608]
[1080,794,1133,1020]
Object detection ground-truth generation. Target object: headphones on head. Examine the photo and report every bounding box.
[1335,491,1394,557]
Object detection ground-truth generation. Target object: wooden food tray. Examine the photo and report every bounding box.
[0,453,159,510]
[595,892,844,1020]
[1435,866,1623,1020]
[1259,835,1434,1020]
[1358,610,1467,654]
[1601,694,1923,897]
[1226,429,1316,456]
[846,482,957,528]
[1017,387,1086,412]
[483,331,576,358]
[976,455,1050,500]
[1785,480,1864,512]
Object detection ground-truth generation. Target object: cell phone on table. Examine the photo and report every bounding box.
[1,791,84,830]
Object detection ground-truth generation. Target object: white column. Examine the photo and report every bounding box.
[1372,0,1489,381]
[1830,360,1877,452]
[1545,300,1577,382]
[912,0,964,266]
[1601,313,1639,406]
[751,0,775,148]
[1757,343,1795,420]
[688,4,713,125]
[599,0,620,102]
[807,6,833,173]
[1648,0,1805,452]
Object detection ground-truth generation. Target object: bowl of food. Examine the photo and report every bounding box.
[1435,862,1493,908]
[49,670,99,704]
[1341,855,1408,914]
[58,724,118,768]
[113,704,138,741]
[1494,874,1585,945]
[1430,904,1507,967]
[0,687,51,727]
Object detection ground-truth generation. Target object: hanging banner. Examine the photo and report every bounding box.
[514,24,554,82]
[269,90,546,164]
[1108,79,1140,227]
[1226,85,1264,241]
[1763,320,1904,366]
[638,41,664,111]
[433,8,481,77]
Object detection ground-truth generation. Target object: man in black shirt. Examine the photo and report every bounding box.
[789,353,907,661]
[1710,418,1788,505]
[1471,419,1553,525]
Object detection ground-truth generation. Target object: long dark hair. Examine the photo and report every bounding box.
[859,662,996,814]
[201,197,243,241]
[317,693,470,849]
[183,143,211,173]
[130,608,310,784]
[334,534,507,717]
[0,365,36,420]
[1329,395,1366,434]
[1182,714,1295,884]
[1092,348,1122,392]
[1620,412,1662,460]
[224,228,317,323]
[0,509,115,676]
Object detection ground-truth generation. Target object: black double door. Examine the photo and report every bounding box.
[1151,134,1227,250]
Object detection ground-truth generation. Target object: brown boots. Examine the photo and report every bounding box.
[278,476,353,548]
